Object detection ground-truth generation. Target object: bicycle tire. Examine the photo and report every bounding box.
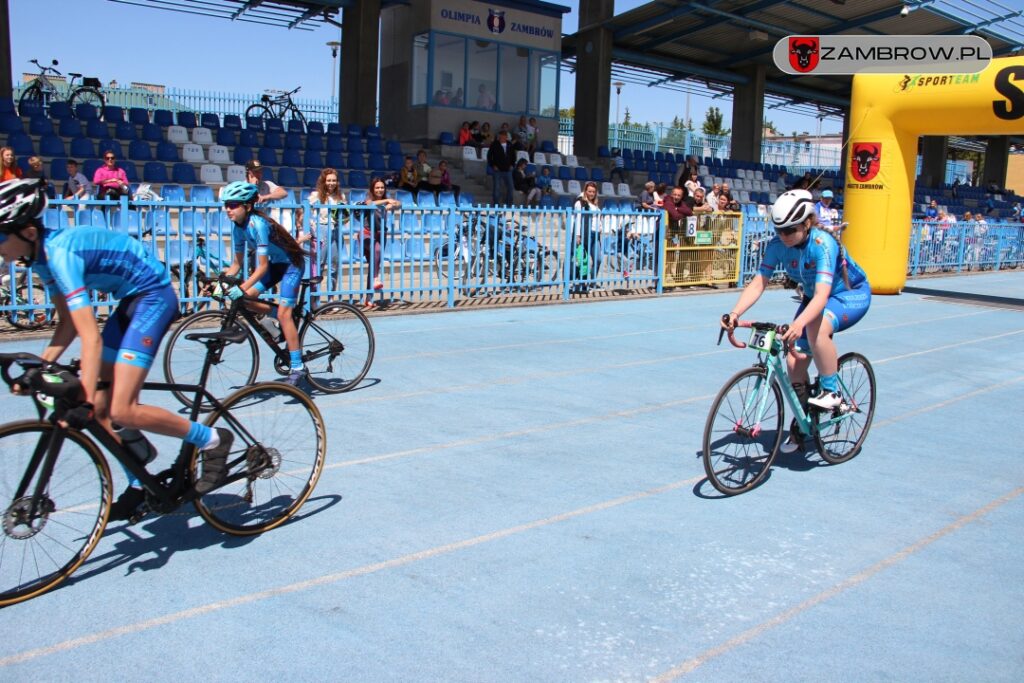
[69,87,104,116]
[287,103,307,127]
[245,103,273,121]
[434,240,469,282]
[702,366,783,495]
[0,421,111,607]
[6,270,50,330]
[163,310,260,410]
[300,301,375,393]
[18,84,43,113]
[814,352,876,465]
[192,383,326,535]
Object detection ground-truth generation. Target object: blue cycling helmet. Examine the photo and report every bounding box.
[220,181,259,204]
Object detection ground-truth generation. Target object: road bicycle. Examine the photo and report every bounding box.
[245,86,307,126]
[0,346,326,606]
[18,58,104,117]
[1,264,51,331]
[163,274,374,409]
[701,317,876,495]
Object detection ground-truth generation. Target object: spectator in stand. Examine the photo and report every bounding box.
[397,155,419,192]
[0,147,21,182]
[513,158,542,207]
[653,182,668,207]
[638,181,658,211]
[476,83,496,110]
[814,189,835,228]
[432,90,450,106]
[683,169,702,198]
[62,159,92,201]
[452,88,464,107]
[245,160,287,204]
[528,117,540,155]
[360,176,401,309]
[951,176,961,199]
[487,129,515,206]
[691,187,713,214]
[572,181,603,290]
[477,122,493,149]
[718,182,741,211]
[925,199,939,220]
[609,149,629,185]
[23,156,55,198]
[708,183,722,211]
[775,170,790,193]
[513,116,530,155]
[536,165,553,197]
[1012,201,1021,221]
[93,150,131,202]
[414,149,435,194]
[458,121,473,146]
[435,159,460,200]
[985,193,997,216]
[296,167,347,287]
[664,185,694,229]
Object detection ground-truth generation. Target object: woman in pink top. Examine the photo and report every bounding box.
[93,150,131,201]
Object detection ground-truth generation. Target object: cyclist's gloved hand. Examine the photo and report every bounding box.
[227,286,245,301]
[63,401,94,429]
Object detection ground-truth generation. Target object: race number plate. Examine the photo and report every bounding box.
[748,328,775,352]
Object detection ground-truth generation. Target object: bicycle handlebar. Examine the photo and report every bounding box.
[29,58,61,76]
[0,352,82,400]
[717,316,790,351]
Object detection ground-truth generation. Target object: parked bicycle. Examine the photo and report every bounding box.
[701,317,876,495]
[0,349,326,606]
[245,86,307,126]
[163,274,374,409]
[18,58,104,117]
[1,264,51,331]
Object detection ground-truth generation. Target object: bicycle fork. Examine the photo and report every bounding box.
[7,429,64,535]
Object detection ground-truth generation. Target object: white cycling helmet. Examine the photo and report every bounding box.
[771,189,815,230]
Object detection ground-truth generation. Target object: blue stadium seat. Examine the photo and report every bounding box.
[347,137,364,154]
[348,171,367,188]
[222,114,242,130]
[69,137,95,158]
[81,159,102,180]
[0,99,12,115]
[262,131,282,149]
[153,109,174,127]
[385,140,402,156]
[176,111,197,129]
[366,138,383,154]
[86,118,108,139]
[326,134,344,152]
[307,121,324,134]
[177,211,204,237]
[302,168,320,187]
[302,133,323,153]
[18,99,43,118]
[590,167,604,182]
[540,140,556,154]
[277,167,299,187]
[264,118,284,133]
[190,185,215,203]
[404,237,430,261]
[367,153,386,170]
[160,183,186,202]
[346,123,362,137]
[438,190,456,207]
[7,132,33,156]
[39,134,65,157]
[0,113,21,134]
[103,105,125,123]
[245,116,264,131]
[75,103,99,121]
[347,153,366,170]
[416,192,437,208]
[200,113,220,129]
[258,167,275,183]
[43,207,70,228]
[438,132,455,146]
[364,125,381,139]
[458,192,475,207]
[557,166,571,181]
[76,208,106,227]
[143,162,168,183]
[257,147,278,166]
[215,128,237,147]
[29,116,53,136]
[172,163,196,184]
[349,188,367,203]
[239,129,259,147]
[395,189,414,205]
[141,122,162,142]
[597,145,611,158]
[324,151,344,168]
[110,209,143,237]
[128,108,149,125]
[303,150,322,168]
[286,119,304,134]
[284,132,302,149]
[48,157,69,181]
[58,118,84,138]
[282,148,302,167]
[326,122,342,135]
[114,121,137,141]
[122,162,139,183]
[388,154,403,171]
[156,141,179,162]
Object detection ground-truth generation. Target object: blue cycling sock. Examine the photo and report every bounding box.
[185,421,213,447]
[819,372,839,393]
[290,349,303,371]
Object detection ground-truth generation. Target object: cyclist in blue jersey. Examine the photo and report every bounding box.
[722,189,871,450]
[217,181,308,386]
[0,179,233,519]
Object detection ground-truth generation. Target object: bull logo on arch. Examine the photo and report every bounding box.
[789,37,820,73]
[850,142,882,182]
[487,9,506,34]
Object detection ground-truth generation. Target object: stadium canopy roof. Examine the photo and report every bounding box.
[107,0,349,31]
[562,0,1024,113]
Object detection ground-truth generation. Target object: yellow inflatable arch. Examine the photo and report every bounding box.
[844,56,1024,294]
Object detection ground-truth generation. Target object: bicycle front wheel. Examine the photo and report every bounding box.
[193,383,326,535]
[163,310,259,410]
[0,421,111,607]
[300,302,375,393]
[69,87,104,115]
[702,366,783,495]
[287,104,307,127]
[814,352,876,465]
[245,103,273,121]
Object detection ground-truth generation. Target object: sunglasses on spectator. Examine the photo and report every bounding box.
[104,155,115,160]
[775,226,800,236]
[224,201,244,209]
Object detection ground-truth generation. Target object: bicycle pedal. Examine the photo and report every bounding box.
[127,503,151,525]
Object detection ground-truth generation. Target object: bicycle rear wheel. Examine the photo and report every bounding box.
[814,352,876,465]
[702,366,783,495]
[163,310,259,410]
[69,87,104,115]
[300,301,375,393]
[7,270,50,330]
[192,383,325,534]
[245,103,273,121]
[0,422,111,607]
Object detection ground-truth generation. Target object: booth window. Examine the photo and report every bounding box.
[411,33,429,106]
[531,51,559,117]
[468,40,498,111]
[499,45,529,114]
[432,34,466,106]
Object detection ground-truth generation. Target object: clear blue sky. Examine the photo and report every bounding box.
[8,0,839,135]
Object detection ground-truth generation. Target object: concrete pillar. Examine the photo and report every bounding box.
[0,0,12,101]
[920,136,948,187]
[982,136,1010,190]
[341,0,381,128]
[730,65,765,164]
[572,0,614,159]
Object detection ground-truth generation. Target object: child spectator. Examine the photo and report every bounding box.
[457,121,473,146]
[513,158,541,206]
[536,165,553,196]
[397,156,419,192]
[63,159,92,200]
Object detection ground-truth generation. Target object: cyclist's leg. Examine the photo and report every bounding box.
[274,264,305,382]
[807,283,872,406]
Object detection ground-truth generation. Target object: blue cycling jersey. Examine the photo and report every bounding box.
[757,227,868,295]
[232,213,293,265]
[34,226,171,312]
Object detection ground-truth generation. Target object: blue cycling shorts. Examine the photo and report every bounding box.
[101,286,179,370]
[259,262,302,308]
[793,279,871,352]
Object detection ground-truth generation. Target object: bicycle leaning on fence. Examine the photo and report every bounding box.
[701,317,876,495]
[18,58,104,116]
[1,263,50,331]
[245,86,307,126]
[163,273,374,409]
[0,349,326,607]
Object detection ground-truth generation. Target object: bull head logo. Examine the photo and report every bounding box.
[487,9,506,34]
[789,37,820,73]
[850,142,882,182]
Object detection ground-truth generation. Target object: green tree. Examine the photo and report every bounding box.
[622,107,632,126]
[702,106,730,136]
[558,106,575,119]
[763,117,778,135]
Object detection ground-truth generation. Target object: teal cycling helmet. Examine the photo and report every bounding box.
[220,181,259,204]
